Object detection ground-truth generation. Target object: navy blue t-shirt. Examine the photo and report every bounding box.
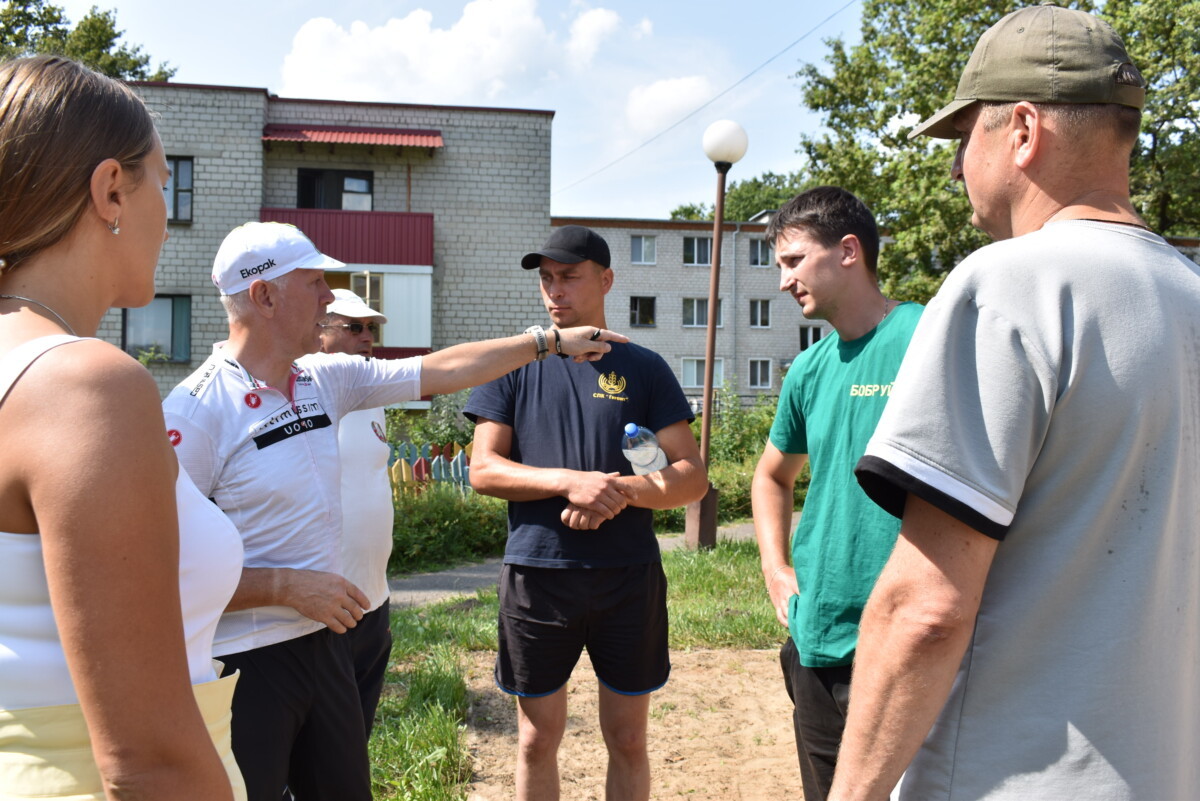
[464,342,694,568]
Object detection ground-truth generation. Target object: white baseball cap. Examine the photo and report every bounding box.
[326,289,387,323]
[212,222,345,296]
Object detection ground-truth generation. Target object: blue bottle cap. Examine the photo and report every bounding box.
[624,422,639,437]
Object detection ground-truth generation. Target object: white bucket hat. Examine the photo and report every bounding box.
[326,289,387,323]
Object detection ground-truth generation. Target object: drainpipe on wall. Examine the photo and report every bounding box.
[729,224,740,404]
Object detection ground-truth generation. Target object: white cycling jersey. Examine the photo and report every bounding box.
[163,347,421,656]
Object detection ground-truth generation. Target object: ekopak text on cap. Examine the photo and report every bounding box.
[211,221,346,296]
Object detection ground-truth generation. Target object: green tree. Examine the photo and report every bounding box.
[796,0,1199,301]
[0,1,174,81]
[1105,0,1200,234]
[669,201,712,221]
[669,170,809,223]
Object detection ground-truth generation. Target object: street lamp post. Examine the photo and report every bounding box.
[685,120,748,550]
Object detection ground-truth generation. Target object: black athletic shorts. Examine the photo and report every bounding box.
[495,562,670,697]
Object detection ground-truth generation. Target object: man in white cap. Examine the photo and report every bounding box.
[163,222,625,801]
[314,289,392,738]
[827,6,1200,801]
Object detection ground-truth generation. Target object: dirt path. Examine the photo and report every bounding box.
[464,648,805,801]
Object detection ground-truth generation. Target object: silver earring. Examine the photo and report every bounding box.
[0,258,7,269]
[109,218,120,235]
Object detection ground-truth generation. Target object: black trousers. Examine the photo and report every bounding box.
[220,628,371,801]
[346,599,394,736]
[779,637,853,801]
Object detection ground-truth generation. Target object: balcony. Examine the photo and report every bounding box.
[260,207,434,266]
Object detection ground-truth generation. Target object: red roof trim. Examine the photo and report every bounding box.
[551,216,767,232]
[262,124,443,148]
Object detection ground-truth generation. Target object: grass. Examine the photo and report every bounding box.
[371,538,783,799]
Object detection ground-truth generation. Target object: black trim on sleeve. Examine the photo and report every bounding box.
[854,455,1008,541]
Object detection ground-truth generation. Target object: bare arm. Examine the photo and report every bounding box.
[225,568,370,634]
[559,419,708,530]
[612,419,707,509]
[827,494,999,801]
[469,418,636,520]
[420,326,628,396]
[751,441,806,627]
[11,343,233,800]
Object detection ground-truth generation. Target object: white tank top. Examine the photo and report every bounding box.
[0,336,244,709]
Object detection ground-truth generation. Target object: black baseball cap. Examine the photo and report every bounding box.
[521,225,611,270]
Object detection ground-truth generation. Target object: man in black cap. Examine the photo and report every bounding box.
[466,225,708,801]
[827,6,1200,801]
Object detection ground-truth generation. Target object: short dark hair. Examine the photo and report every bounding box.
[979,101,1141,151]
[765,186,880,275]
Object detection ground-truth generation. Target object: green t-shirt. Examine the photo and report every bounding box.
[769,301,922,667]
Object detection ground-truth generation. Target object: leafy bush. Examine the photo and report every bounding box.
[698,385,779,465]
[653,455,807,534]
[653,387,806,533]
[389,484,507,574]
[386,389,475,448]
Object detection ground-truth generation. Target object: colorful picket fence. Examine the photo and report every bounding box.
[389,440,473,499]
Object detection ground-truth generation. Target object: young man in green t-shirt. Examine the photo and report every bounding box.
[751,186,922,801]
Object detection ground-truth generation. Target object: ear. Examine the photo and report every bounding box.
[839,234,862,269]
[600,266,614,295]
[88,158,124,230]
[1011,101,1041,170]
[247,280,277,318]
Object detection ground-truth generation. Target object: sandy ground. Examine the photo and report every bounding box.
[463,648,806,801]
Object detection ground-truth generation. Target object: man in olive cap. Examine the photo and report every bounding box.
[828,6,1200,800]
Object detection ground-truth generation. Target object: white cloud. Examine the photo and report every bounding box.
[566,8,620,68]
[281,0,623,104]
[633,17,653,39]
[625,76,714,137]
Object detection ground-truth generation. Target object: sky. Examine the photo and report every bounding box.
[59,0,862,220]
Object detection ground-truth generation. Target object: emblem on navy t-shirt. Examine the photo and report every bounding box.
[595,371,628,401]
[371,421,387,443]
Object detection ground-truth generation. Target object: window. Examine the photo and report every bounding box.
[630,296,656,327]
[748,359,773,389]
[750,299,771,328]
[683,236,712,266]
[165,157,193,222]
[799,324,824,351]
[298,169,373,211]
[682,357,724,389]
[749,238,772,267]
[350,272,384,345]
[682,298,722,328]
[122,295,191,363]
[631,235,656,265]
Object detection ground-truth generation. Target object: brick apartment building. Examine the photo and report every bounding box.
[101,80,1198,407]
[104,81,555,400]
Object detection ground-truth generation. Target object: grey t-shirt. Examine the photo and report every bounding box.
[856,220,1200,800]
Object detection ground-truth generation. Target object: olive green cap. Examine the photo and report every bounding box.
[910,3,1146,140]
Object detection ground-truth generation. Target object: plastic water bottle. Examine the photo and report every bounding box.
[621,422,668,475]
